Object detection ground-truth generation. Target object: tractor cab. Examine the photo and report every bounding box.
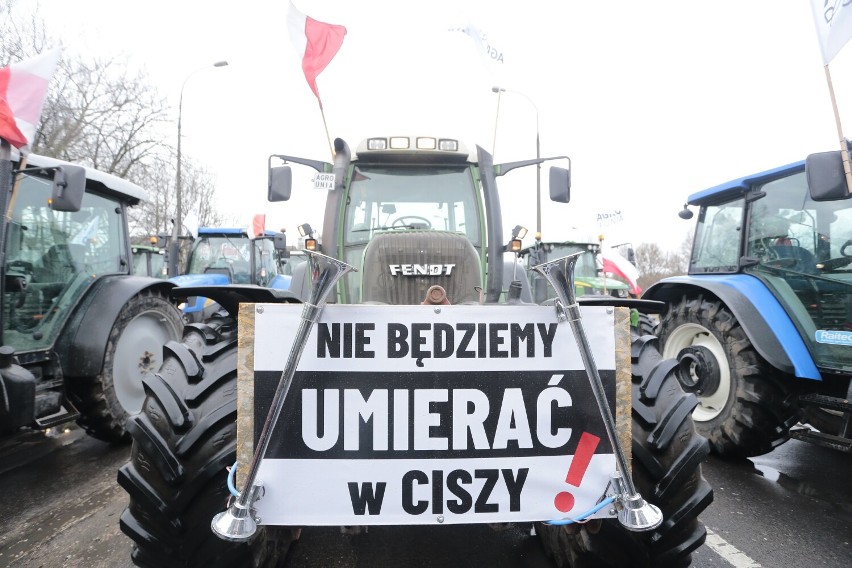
[3,155,141,352]
[171,227,291,321]
[685,161,852,374]
[269,135,571,305]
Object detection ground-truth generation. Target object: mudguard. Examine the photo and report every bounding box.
[169,273,231,315]
[644,274,820,380]
[267,274,292,290]
[172,284,302,318]
[169,273,231,287]
[56,276,178,377]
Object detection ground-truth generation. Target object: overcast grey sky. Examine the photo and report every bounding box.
[25,0,852,252]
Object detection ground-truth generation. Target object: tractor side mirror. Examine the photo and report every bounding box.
[50,166,86,212]
[273,232,289,258]
[549,165,571,203]
[805,150,851,201]
[268,166,292,202]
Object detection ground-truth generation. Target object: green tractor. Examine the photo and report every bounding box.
[131,242,167,278]
[519,239,631,303]
[0,153,183,442]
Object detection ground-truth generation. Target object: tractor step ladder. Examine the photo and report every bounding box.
[791,393,852,453]
[34,402,80,429]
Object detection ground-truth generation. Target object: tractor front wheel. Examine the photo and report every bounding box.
[71,289,183,443]
[657,294,799,457]
[535,324,713,567]
[118,317,291,567]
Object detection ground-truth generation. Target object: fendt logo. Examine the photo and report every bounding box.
[389,264,456,276]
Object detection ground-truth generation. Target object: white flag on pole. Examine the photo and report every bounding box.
[450,14,505,83]
[811,0,852,64]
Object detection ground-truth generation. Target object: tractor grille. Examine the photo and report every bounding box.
[361,231,481,305]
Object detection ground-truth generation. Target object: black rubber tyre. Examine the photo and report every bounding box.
[656,294,799,458]
[535,326,713,568]
[636,311,657,337]
[117,317,290,567]
[71,289,183,443]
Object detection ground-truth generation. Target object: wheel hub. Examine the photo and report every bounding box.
[675,345,721,396]
[138,350,156,374]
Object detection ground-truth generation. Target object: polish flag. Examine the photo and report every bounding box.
[251,214,266,239]
[0,49,61,154]
[600,248,642,296]
[287,2,347,107]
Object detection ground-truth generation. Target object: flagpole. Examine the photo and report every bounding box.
[0,139,12,344]
[492,89,502,156]
[823,64,852,191]
[318,97,334,159]
[6,155,27,221]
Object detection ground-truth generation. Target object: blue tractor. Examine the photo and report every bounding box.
[169,227,292,322]
[643,149,852,457]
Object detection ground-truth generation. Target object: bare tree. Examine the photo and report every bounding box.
[635,242,689,291]
[678,229,694,273]
[633,232,696,290]
[128,156,226,238]
[35,56,170,177]
[2,0,224,241]
[0,0,49,57]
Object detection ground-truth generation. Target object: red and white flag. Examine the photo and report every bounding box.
[250,214,266,239]
[811,0,852,64]
[287,2,347,107]
[0,49,61,154]
[600,248,642,296]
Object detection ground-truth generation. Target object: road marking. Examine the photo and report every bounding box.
[705,528,762,567]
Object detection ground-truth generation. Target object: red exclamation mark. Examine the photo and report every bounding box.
[554,432,601,513]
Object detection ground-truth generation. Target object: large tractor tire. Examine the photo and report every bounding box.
[118,317,290,567]
[536,325,713,568]
[71,289,183,443]
[657,295,799,458]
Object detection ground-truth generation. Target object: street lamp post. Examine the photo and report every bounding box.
[168,60,228,277]
[491,86,541,240]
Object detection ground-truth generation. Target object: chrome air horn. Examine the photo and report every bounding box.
[212,250,355,541]
[533,252,662,531]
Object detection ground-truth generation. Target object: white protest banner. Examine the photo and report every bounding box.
[246,304,618,526]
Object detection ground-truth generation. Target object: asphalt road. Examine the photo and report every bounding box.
[0,427,849,568]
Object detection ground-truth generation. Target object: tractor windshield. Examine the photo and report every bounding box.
[3,173,127,353]
[340,165,482,302]
[185,234,283,286]
[186,235,252,283]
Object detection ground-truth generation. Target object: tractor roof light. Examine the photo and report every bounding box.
[361,136,462,153]
[416,137,436,150]
[512,225,528,239]
[297,223,314,237]
[305,238,318,251]
[390,137,410,149]
[438,139,458,151]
